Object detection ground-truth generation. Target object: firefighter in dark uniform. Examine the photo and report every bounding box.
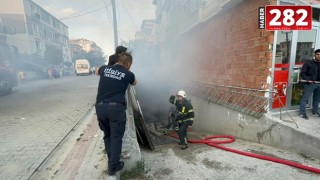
[175,90,194,150]
[95,52,137,176]
[163,95,179,135]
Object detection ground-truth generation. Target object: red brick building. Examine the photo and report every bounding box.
[153,0,320,114]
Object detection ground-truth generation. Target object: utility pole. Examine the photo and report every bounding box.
[111,0,118,47]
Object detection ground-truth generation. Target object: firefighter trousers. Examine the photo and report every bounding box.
[178,121,189,145]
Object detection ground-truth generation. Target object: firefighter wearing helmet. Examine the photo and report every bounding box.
[175,90,194,150]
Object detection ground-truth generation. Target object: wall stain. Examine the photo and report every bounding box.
[257,123,278,143]
[238,123,244,131]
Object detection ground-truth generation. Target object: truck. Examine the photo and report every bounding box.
[75,59,91,76]
[0,43,18,96]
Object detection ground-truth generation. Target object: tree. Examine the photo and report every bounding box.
[71,49,86,62]
[84,51,106,66]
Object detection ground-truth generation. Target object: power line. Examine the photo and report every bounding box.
[102,0,113,26]
[59,7,105,20]
[102,0,133,45]
[119,0,139,30]
[102,0,129,43]
[59,0,103,20]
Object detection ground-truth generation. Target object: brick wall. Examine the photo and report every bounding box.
[169,0,277,90]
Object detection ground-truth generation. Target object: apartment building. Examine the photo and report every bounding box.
[70,38,103,53]
[69,38,104,62]
[0,0,71,62]
[133,19,157,62]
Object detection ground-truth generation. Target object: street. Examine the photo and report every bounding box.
[0,76,99,180]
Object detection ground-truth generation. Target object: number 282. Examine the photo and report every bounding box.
[269,9,308,26]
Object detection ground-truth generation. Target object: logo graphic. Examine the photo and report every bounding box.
[259,5,312,31]
[103,67,125,80]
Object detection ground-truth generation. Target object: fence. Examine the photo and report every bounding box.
[189,81,274,118]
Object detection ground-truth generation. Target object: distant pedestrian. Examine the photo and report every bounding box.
[107,46,127,66]
[91,67,96,75]
[60,67,63,78]
[300,49,320,119]
[18,71,25,83]
[95,52,137,176]
[48,68,53,80]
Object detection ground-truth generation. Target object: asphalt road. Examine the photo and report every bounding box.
[0,75,98,180]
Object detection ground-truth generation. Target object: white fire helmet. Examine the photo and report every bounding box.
[177,90,186,98]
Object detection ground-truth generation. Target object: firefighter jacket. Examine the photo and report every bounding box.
[175,99,194,126]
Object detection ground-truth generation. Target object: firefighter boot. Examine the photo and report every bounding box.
[163,129,168,135]
[180,144,188,150]
[175,127,179,134]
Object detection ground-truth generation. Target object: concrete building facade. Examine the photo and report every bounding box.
[132,19,157,66]
[0,0,71,62]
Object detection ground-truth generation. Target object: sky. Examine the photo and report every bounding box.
[32,0,155,56]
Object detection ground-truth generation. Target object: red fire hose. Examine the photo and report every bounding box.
[169,132,320,174]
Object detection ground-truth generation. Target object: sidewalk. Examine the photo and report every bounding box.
[31,104,140,180]
[30,108,320,180]
[52,115,106,180]
[268,109,320,159]
[29,109,109,180]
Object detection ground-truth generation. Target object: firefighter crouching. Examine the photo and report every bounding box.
[163,95,179,135]
[175,90,194,150]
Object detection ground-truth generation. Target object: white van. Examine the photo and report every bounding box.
[75,59,90,76]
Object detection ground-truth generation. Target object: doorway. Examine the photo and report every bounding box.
[288,28,319,109]
[273,24,320,110]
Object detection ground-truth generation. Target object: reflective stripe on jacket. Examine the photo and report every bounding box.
[175,99,194,123]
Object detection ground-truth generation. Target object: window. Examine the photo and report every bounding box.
[53,20,60,30]
[275,31,293,64]
[32,23,40,37]
[31,4,36,14]
[312,7,320,22]
[77,64,88,68]
[41,11,50,23]
[35,40,40,51]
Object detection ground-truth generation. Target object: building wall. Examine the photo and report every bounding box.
[0,0,25,14]
[163,0,276,89]
[0,0,71,62]
[189,93,320,160]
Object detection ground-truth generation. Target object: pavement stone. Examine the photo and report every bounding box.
[0,76,98,180]
[32,96,142,180]
[53,114,101,180]
[30,109,122,180]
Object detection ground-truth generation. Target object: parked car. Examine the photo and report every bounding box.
[0,43,18,96]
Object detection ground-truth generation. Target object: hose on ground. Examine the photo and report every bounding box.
[169,132,320,174]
